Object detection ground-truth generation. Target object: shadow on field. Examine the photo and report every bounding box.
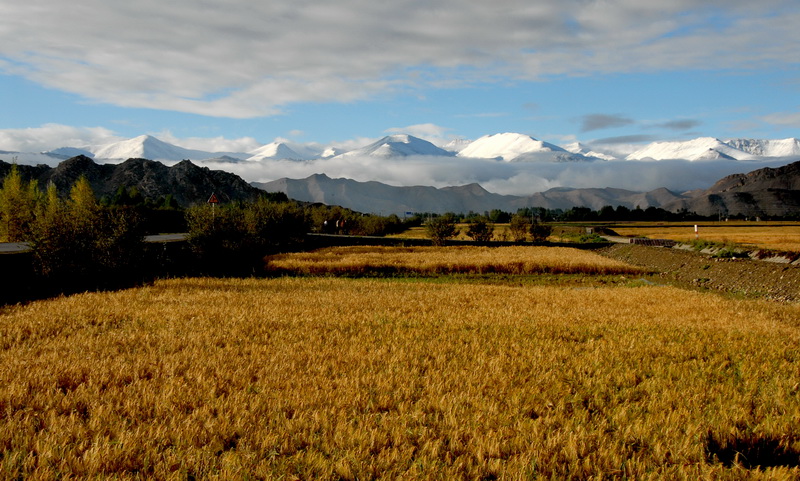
[705,430,800,469]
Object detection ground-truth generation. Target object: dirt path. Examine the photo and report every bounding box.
[599,243,800,302]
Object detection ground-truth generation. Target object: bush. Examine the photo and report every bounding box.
[186,198,309,274]
[29,179,145,289]
[425,214,459,246]
[529,219,552,242]
[509,214,531,243]
[466,217,494,242]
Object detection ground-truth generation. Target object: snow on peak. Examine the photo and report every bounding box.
[339,134,453,158]
[563,142,617,161]
[247,142,305,161]
[92,135,217,161]
[442,138,472,153]
[724,138,800,158]
[625,137,756,161]
[457,133,567,161]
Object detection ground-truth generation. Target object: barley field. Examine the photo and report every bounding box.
[612,222,800,252]
[2,245,800,479]
[265,246,645,276]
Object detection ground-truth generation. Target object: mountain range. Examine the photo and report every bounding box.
[3,152,799,217]
[4,132,800,164]
[255,160,800,217]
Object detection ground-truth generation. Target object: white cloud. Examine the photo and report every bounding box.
[202,153,799,197]
[761,111,800,128]
[0,124,122,152]
[154,131,262,153]
[384,123,455,145]
[1,1,797,117]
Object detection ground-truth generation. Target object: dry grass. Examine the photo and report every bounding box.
[613,222,800,252]
[264,245,645,276]
[1,274,799,479]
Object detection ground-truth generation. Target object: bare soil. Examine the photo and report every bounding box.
[599,243,800,302]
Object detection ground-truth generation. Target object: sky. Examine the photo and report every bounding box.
[1,0,798,153]
[1,1,799,197]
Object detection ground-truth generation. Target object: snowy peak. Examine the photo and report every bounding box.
[338,134,453,158]
[247,142,305,161]
[92,135,217,161]
[457,133,568,161]
[442,138,472,153]
[626,137,756,161]
[563,142,617,161]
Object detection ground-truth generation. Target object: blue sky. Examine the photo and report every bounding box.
[1,0,798,154]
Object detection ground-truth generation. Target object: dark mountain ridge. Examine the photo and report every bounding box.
[662,161,800,217]
[0,156,263,206]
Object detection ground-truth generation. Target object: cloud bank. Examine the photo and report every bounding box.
[200,155,798,197]
[2,1,798,118]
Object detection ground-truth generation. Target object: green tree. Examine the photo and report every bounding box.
[425,214,458,246]
[509,214,531,243]
[466,216,494,242]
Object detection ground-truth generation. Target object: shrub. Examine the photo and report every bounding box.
[29,178,145,288]
[186,198,309,274]
[509,214,531,243]
[425,214,458,246]
[466,217,494,242]
[529,219,552,242]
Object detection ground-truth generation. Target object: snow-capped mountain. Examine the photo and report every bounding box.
[321,146,344,158]
[563,142,617,161]
[626,137,757,161]
[336,134,453,158]
[442,138,472,153]
[457,133,569,161]
[46,147,96,159]
[246,142,307,161]
[724,138,800,158]
[91,135,224,161]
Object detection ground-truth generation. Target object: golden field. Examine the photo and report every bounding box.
[1,246,800,479]
[264,246,645,276]
[612,222,800,252]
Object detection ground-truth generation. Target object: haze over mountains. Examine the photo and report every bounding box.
[3,131,800,216]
